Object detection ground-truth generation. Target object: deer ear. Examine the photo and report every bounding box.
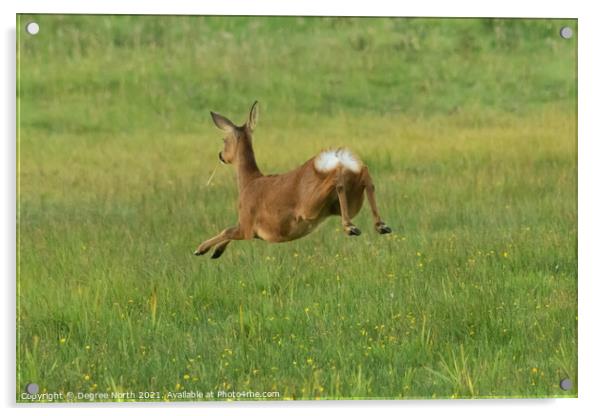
[247,101,259,132]
[210,111,236,132]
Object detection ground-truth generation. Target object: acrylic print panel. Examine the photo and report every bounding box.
[16,15,577,402]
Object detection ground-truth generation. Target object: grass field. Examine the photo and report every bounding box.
[17,15,577,401]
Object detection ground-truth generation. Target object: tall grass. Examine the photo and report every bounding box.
[17,15,577,401]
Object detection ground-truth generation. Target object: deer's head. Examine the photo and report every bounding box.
[210,101,259,164]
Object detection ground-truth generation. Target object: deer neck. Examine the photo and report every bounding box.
[235,136,262,191]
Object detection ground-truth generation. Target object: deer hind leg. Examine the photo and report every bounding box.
[336,169,362,236]
[194,225,242,257]
[210,240,231,259]
[361,167,392,234]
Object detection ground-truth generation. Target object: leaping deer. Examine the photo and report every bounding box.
[194,101,392,259]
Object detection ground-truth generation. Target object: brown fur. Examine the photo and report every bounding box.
[194,102,391,259]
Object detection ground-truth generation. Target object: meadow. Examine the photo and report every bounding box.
[17,15,577,400]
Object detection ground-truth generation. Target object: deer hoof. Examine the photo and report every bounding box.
[211,249,225,259]
[376,223,392,234]
[194,246,210,256]
[345,225,362,236]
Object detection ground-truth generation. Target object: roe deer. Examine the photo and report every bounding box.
[194,101,392,259]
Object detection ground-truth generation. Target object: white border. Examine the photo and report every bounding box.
[3,1,601,416]
[1,0,586,17]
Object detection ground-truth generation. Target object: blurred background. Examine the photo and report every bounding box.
[19,16,575,134]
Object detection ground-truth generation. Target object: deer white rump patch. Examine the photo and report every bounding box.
[314,148,362,173]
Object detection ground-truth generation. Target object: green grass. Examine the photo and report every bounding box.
[17,15,577,401]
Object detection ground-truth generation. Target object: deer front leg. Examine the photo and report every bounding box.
[335,171,361,236]
[194,225,242,256]
[361,167,392,234]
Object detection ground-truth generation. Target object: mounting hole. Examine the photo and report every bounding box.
[25,383,39,394]
[559,26,573,39]
[559,378,573,391]
[25,22,40,36]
